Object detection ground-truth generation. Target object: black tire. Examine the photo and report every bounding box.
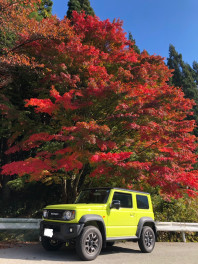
[41,236,63,251]
[138,226,155,253]
[76,226,102,261]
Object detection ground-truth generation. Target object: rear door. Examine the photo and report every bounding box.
[135,194,154,223]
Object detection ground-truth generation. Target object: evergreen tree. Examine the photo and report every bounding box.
[67,0,95,19]
[79,0,95,16]
[192,61,198,86]
[167,44,198,136]
[128,32,140,54]
[67,0,81,19]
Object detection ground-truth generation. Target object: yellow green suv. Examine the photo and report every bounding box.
[40,187,156,261]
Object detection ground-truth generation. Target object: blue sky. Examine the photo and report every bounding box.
[52,0,198,65]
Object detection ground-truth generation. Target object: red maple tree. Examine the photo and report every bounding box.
[1,1,198,201]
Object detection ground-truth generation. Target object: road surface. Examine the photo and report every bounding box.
[0,242,197,264]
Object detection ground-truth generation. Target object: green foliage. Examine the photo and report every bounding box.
[67,0,81,19]
[167,44,198,136]
[0,31,16,55]
[192,61,198,85]
[79,0,95,16]
[29,0,53,21]
[153,196,198,222]
[7,177,26,191]
[67,0,95,19]
[128,32,140,54]
[38,0,53,18]
[153,195,198,242]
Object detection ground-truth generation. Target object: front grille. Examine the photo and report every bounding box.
[47,209,65,220]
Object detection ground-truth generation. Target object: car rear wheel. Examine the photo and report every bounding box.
[138,226,155,253]
[76,226,102,261]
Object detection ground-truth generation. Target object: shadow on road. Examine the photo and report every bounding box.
[102,244,140,255]
[0,243,141,262]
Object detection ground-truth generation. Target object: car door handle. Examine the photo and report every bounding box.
[130,213,135,217]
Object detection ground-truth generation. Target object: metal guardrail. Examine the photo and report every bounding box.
[155,221,198,242]
[0,218,41,230]
[156,222,198,232]
[0,219,197,242]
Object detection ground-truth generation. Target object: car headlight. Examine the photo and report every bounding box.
[43,210,48,218]
[62,210,75,221]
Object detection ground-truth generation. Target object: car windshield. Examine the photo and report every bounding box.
[75,189,110,204]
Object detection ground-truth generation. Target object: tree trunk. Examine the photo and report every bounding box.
[61,167,86,204]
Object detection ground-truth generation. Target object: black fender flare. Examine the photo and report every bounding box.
[136,217,157,239]
[79,214,107,246]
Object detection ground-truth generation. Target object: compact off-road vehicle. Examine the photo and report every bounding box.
[40,187,156,261]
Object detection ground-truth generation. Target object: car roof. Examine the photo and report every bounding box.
[83,187,150,195]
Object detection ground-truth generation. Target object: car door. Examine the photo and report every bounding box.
[106,191,137,238]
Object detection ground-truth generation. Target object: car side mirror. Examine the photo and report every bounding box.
[111,200,121,209]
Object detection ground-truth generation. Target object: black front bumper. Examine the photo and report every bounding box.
[40,220,84,241]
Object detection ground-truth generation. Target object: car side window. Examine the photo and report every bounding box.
[112,192,132,208]
[136,195,149,209]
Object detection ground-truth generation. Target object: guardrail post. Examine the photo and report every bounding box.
[181,232,186,243]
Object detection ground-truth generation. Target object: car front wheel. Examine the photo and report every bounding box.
[138,226,155,253]
[76,226,102,261]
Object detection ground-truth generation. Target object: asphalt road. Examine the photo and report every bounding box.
[0,242,197,264]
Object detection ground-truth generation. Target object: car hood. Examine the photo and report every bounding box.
[45,203,107,210]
